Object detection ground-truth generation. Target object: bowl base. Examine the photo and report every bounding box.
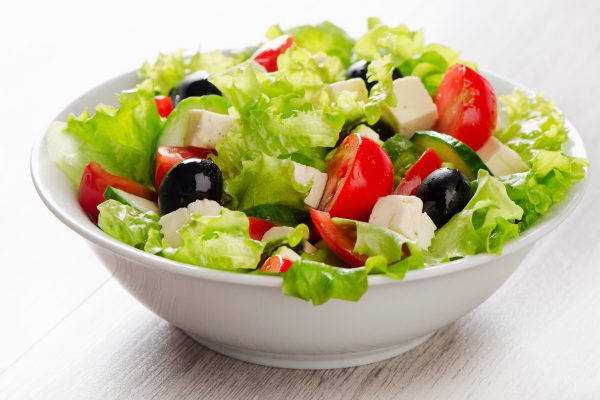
[184,331,435,369]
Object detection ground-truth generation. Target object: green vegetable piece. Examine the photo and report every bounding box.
[97,200,160,249]
[103,186,158,214]
[500,150,588,231]
[139,49,249,95]
[383,134,419,184]
[496,89,570,163]
[161,209,265,270]
[412,131,491,180]
[269,21,355,67]
[49,81,162,187]
[282,259,368,305]
[224,155,310,214]
[425,170,523,262]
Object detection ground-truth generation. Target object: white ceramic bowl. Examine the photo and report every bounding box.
[31,70,589,369]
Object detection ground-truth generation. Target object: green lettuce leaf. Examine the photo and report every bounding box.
[211,58,343,177]
[138,50,186,96]
[382,134,419,184]
[49,80,162,187]
[364,55,397,124]
[97,200,160,249]
[267,21,355,67]
[288,146,329,172]
[224,155,310,212]
[159,209,265,270]
[262,224,310,255]
[276,45,345,90]
[354,20,424,64]
[282,259,368,305]
[426,170,523,262]
[46,121,84,186]
[334,218,424,280]
[500,150,588,231]
[496,90,570,163]
[139,49,248,95]
[363,255,424,280]
[399,44,474,96]
[354,19,473,96]
[495,90,588,231]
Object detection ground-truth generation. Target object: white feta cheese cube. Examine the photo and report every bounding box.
[328,78,369,101]
[186,110,237,149]
[273,246,301,261]
[351,124,383,145]
[292,162,328,209]
[380,76,438,139]
[159,207,189,247]
[187,199,223,217]
[413,212,437,250]
[261,226,295,242]
[476,137,528,176]
[369,195,437,250]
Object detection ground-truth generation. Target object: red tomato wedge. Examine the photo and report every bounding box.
[433,64,497,151]
[310,209,367,268]
[155,146,214,189]
[251,35,295,72]
[154,96,173,118]
[79,162,155,223]
[259,255,294,273]
[319,134,394,221]
[393,148,443,196]
[248,217,276,241]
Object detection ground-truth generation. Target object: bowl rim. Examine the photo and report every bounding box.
[30,68,590,288]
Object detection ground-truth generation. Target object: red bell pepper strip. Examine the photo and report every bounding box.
[393,148,443,196]
[251,35,295,72]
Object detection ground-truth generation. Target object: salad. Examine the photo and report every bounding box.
[47,19,588,305]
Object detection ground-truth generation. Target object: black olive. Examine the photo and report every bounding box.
[169,71,222,106]
[346,60,402,91]
[416,168,472,227]
[158,159,223,215]
[368,119,396,141]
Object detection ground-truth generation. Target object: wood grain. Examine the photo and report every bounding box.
[1,0,600,398]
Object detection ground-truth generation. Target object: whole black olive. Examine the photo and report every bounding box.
[169,71,222,106]
[158,159,223,215]
[416,168,472,227]
[346,60,402,90]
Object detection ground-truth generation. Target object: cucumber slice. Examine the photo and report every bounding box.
[158,95,231,147]
[104,186,159,214]
[412,131,491,180]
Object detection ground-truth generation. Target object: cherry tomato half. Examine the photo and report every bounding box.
[154,96,173,118]
[310,209,366,268]
[393,148,443,196]
[79,162,155,223]
[251,34,295,72]
[248,217,276,241]
[433,64,497,151]
[318,134,394,221]
[259,255,294,273]
[155,146,214,190]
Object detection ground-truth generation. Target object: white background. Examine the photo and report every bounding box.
[1,0,599,398]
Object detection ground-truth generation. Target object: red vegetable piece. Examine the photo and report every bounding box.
[393,148,443,196]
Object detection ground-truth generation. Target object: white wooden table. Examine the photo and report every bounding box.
[2,0,599,398]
